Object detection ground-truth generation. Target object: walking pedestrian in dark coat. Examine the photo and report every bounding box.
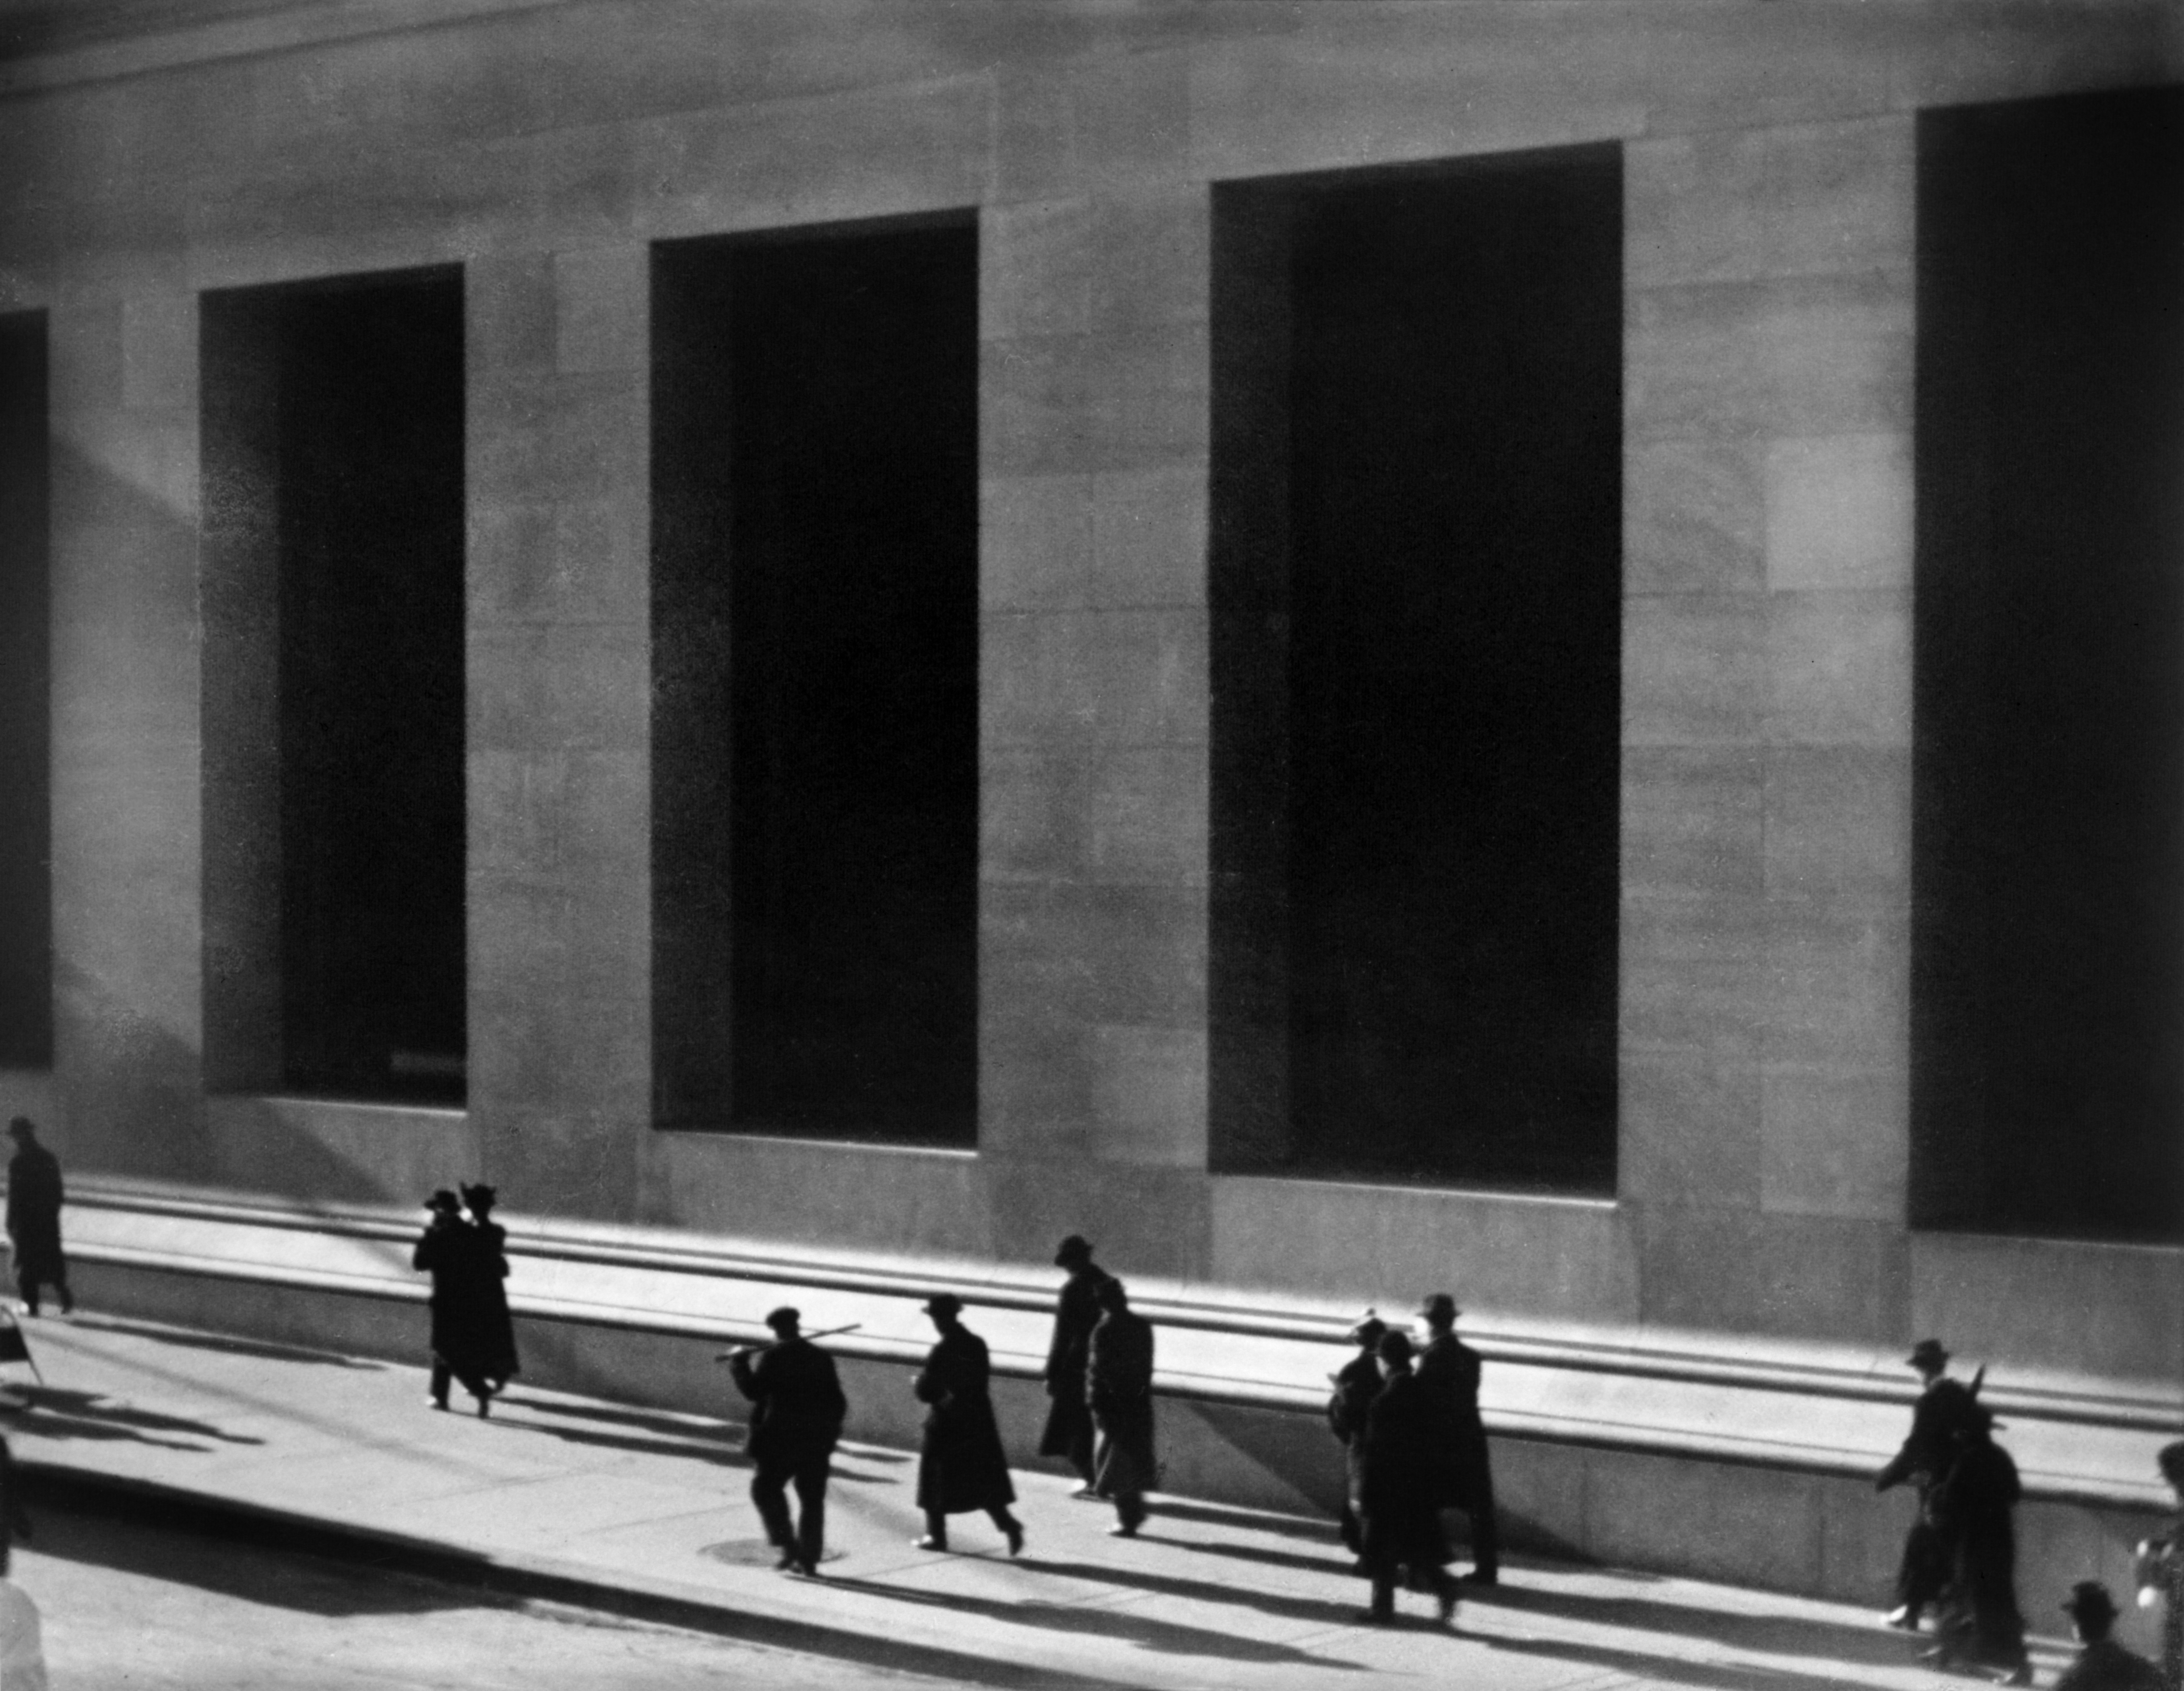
[728,1307,847,1576]
[2054,1582,2166,1691]
[459,1184,520,1393]
[4,1120,69,1318]
[1928,1404,2031,1685]
[1086,1276,1155,1538]
[2133,1440,2184,1691]
[1414,1293,1497,1584]
[911,1294,1024,1556]
[1876,1337,1983,1631]
[411,1190,494,1415]
[1327,1314,1387,1557]
[1357,1329,1459,1627]
[1038,1235,1113,1495]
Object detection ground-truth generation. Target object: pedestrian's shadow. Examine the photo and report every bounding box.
[485,1397,895,1481]
[1178,1536,1359,1578]
[822,1572,1370,1669]
[486,1413,751,1468]
[1460,1580,1916,1668]
[1030,1557,1365,1631]
[2,1387,264,1451]
[60,1315,384,1370]
[1476,1627,1924,1691]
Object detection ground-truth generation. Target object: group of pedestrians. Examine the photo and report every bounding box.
[1876,1338,2184,1689]
[409,1185,519,1416]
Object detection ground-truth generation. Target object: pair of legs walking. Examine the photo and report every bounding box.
[1366,1559,1459,1625]
[751,1452,830,1575]
[15,1271,68,1318]
[917,1506,1024,1556]
[427,1359,498,1417]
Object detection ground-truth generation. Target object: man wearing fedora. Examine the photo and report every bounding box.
[1877,1337,1983,1630]
[910,1293,1024,1556]
[1038,1235,1113,1497]
[728,1307,848,1576]
[1414,1292,1498,1585]
[2053,1582,2164,1690]
[4,1118,69,1318]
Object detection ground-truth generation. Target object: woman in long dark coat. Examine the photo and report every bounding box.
[1357,1329,1459,1626]
[1086,1277,1156,1538]
[461,1184,520,1394]
[1327,1314,1387,1557]
[1930,1406,2030,1684]
[412,1190,493,1416]
[911,1294,1024,1555]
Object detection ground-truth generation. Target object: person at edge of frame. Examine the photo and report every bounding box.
[1414,1291,1499,1585]
[4,1120,70,1319]
[1356,1328,1460,1628]
[728,1306,848,1578]
[2053,1582,2165,1691]
[2132,1439,2184,1691]
[0,1435,46,1691]
[910,1293,1026,1557]
[1327,1312,1388,1562]
[1038,1235,1114,1498]
[1086,1276,1156,1539]
[1876,1337,1984,1632]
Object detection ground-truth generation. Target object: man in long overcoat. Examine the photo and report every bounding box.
[1038,1235,1113,1495]
[1086,1276,1155,1538]
[1928,1404,2031,1685]
[1326,1314,1387,1557]
[910,1294,1024,1555]
[1357,1329,1459,1626]
[412,1189,493,1415]
[1876,1337,1983,1630]
[460,1184,520,1394]
[4,1120,69,1318]
[728,1307,848,1576]
[1415,1292,1498,1584]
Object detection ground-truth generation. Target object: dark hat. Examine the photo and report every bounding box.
[2158,1439,2184,1489]
[4,1117,31,1139]
[764,1306,801,1334]
[460,1183,497,1211]
[1906,1338,1950,1371]
[1376,1329,1414,1365]
[1094,1276,1129,1310]
[923,1293,964,1320]
[1055,1235,1094,1266]
[1347,1312,1388,1347]
[424,1189,461,1213]
[1419,1293,1459,1324]
[2062,1582,2119,1626]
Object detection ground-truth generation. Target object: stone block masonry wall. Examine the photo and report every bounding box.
[0,2,2175,1384]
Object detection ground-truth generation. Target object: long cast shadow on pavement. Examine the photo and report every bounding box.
[1457,1578,1916,1668]
[60,1314,386,1370]
[1030,1557,1369,1631]
[4,1387,266,1451]
[1478,1628,1934,1691]
[824,1571,1372,1670]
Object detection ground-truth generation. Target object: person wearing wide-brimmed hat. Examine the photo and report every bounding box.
[1414,1292,1497,1584]
[1038,1235,1114,1497]
[2053,1581,2164,1690]
[1926,1400,2031,1685]
[910,1293,1024,1556]
[1327,1313,1387,1559]
[4,1118,70,1318]
[1877,1338,1984,1631]
[411,1189,495,1416]
[727,1307,848,1576]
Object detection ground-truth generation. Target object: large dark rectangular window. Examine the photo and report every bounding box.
[1912,87,2184,1241]
[0,313,49,1070]
[1212,148,1623,1190]
[653,218,979,1143]
[201,270,467,1105]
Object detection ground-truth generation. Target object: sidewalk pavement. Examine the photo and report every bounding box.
[0,1311,2075,1691]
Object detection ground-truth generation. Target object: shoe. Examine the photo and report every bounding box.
[797,1558,823,1578]
[1437,1586,1459,1625]
[774,1549,800,1572]
[1069,1485,1101,1500]
[475,1395,491,1419]
[57,1292,72,1315]
[913,1535,949,1552]
[1003,1521,1025,1558]
[1462,1569,1499,1587]
[1108,1522,1141,1539]
[428,1397,449,1411]
[1995,1665,2031,1687]
[1885,1605,1918,1631]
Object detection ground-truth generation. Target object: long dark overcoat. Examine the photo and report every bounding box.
[1038,1265,1113,1458]
[1086,1307,1156,1497]
[467,1219,521,1382]
[1931,1436,2029,1671]
[412,1217,495,1382]
[730,1338,847,1463]
[1327,1352,1381,1551]
[914,1326,1017,1515]
[1358,1371,1454,1575]
[1415,1332,1490,1510]
[4,1143,64,1283]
